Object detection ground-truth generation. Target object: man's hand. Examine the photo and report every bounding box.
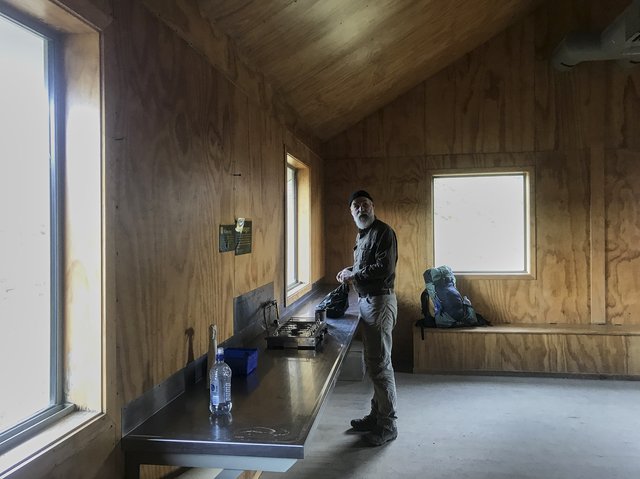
[336,268,355,284]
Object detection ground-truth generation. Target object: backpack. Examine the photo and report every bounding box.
[416,265,489,329]
[316,283,349,318]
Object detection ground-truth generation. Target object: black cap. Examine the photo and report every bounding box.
[348,190,374,207]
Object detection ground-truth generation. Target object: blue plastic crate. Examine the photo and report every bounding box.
[224,348,258,376]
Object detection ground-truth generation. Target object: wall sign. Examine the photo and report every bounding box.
[219,224,236,253]
[234,218,252,255]
[219,219,252,254]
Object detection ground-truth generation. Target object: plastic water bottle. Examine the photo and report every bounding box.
[209,347,232,414]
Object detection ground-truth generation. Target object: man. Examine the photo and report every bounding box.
[336,190,398,446]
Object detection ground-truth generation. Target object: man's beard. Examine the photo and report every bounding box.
[354,213,374,230]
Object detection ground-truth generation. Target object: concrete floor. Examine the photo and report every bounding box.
[262,373,640,479]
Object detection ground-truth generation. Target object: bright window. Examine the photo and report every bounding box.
[0,12,71,449]
[0,2,102,470]
[286,165,299,289]
[433,172,532,275]
[285,154,311,304]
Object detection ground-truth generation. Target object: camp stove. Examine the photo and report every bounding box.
[262,300,328,349]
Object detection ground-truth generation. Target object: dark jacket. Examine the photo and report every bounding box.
[352,218,397,296]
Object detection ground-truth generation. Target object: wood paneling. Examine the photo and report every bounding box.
[562,334,627,374]
[499,333,561,373]
[331,12,538,157]
[382,85,426,158]
[426,16,536,154]
[414,327,638,376]
[108,0,324,422]
[535,150,590,324]
[590,146,606,324]
[104,1,325,477]
[198,0,540,140]
[114,0,231,399]
[327,1,640,159]
[325,0,640,374]
[86,5,325,478]
[456,278,538,325]
[413,330,501,372]
[141,0,321,153]
[627,336,640,376]
[323,84,427,159]
[234,101,285,298]
[607,68,640,150]
[55,0,112,29]
[531,0,629,151]
[533,57,606,151]
[605,149,640,326]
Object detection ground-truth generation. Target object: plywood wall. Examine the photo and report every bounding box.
[107,0,324,405]
[105,0,324,477]
[324,0,640,371]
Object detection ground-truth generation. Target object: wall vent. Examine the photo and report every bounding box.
[552,0,640,70]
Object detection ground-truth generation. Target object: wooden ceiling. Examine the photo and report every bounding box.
[197,0,542,141]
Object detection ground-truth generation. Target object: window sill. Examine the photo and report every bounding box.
[286,282,312,306]
[454,272,536,280]
[0,410,104,477]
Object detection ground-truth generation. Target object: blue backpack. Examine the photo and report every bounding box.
[417,265,489,329]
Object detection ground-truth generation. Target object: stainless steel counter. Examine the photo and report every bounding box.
[122,291,359,477]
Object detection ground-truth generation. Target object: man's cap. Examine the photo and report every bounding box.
[348,190,373,207]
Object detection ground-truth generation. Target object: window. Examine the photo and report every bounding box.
[0,11,72,452]
[432,170,534,276]
[286,166,299,289]
[285,154,311,304]
[0,3,102,461]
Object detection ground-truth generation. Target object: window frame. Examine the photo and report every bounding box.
[286,164,300,290]
[0,1,105,467]
[428,167,536,279]
[284,153,312,305]
[0,8,74,454]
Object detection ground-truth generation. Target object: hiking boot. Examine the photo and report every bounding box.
[363,425,398,446]
[350,414,377,432]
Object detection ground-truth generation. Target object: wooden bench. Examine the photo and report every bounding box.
[413,323,640,377]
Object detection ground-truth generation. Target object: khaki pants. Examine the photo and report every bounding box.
[358,293,398,429]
